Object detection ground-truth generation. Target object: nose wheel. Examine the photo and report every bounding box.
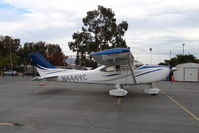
[144,83,160,95]
[144,88,160,95]
[109,84,128,97]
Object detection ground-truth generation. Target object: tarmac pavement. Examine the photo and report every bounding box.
[0,76,198,133]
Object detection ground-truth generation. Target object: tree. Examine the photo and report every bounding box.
[45,44,65,66]
[18,42,35,66]
[0,36,21,56]
[18,42,65,66]
[0,36,21,69]
[68,5,128,66]
[0,35,66,69]
[159,54,198,67]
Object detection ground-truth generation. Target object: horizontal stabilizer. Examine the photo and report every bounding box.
[32,75,58,81]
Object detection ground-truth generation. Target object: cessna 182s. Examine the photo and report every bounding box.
[29,48,171,96]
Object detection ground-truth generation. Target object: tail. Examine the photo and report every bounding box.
[29,52,57,77]
[29,52,55,69]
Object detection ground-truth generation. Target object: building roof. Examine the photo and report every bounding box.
[176,62,199,68]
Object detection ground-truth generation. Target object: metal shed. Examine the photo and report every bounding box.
[173,63,199,82]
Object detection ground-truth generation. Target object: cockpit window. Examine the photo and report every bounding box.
[106,66,116,72]
[100,66,116,72]
[100,64,140,72]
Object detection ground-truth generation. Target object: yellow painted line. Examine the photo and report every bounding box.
[0,122,34,127]
[0,122,14,126]
[161,90,199,122]
[117,97,122,105]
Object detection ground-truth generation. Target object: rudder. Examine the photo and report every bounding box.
[29,52,56,69]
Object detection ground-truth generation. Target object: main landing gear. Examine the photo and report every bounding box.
[144,83,160,95]
[109,83,160,96]
[109,84,128,97]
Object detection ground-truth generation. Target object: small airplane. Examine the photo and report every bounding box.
[29,48,171,96]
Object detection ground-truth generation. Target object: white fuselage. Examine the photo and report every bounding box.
[41,65,170,85]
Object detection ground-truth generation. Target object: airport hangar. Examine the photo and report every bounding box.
[173,62,199,82]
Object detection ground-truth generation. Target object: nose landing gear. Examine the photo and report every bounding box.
[144,83,160,95]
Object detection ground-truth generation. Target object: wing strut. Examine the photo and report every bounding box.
[128,53,137,84]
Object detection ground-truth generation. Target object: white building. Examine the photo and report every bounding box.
[173,63,199,82]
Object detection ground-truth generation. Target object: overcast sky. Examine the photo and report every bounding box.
[1,0,199,64]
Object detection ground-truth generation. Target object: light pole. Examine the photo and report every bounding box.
[149,48,152,65]
[182,43,185,55]
[9,39,13,70]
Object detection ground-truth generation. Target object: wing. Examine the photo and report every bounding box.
[32,75,58,81]
[91,48,137,84]
[90,48,133,65]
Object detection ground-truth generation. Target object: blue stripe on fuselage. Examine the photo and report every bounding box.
[135,69,163,77]
[137,65,169,70]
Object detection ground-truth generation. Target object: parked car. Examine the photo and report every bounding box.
[4,70,17,75]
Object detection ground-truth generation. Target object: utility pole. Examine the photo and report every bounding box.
[149,48,152,65]
[182,43,185,55]
[9,38,13,70]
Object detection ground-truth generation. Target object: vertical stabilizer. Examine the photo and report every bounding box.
[29,52,56,76]
[29,52,56,69]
